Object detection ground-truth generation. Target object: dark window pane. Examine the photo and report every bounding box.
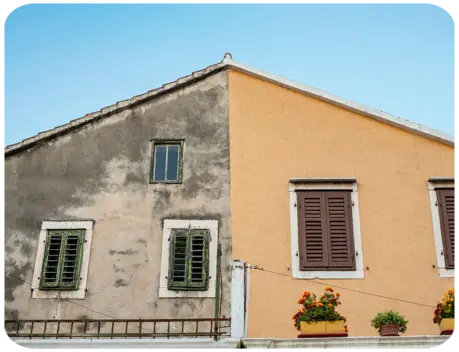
[166,145,179,181]
[154,145,167,181]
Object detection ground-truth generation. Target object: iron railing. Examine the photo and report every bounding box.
[5,318,231,340]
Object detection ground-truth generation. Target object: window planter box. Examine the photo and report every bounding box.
[299,320,345,335]
[439,318,454,335]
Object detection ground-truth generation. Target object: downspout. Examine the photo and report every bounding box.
[214,242,222,340]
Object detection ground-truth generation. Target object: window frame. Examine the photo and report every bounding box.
[168,229,210,291]
[159,219,218,298]
[289,178,364,279]
[31,220,94,299]
[427,178,454,278]
[150,139,184,184]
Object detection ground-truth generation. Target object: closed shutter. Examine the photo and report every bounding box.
[40,230,85,290]
[437,188,455,269]
[297,192,329,270]
[297,191,355,271]
[325,192,355,270]
[168,229,209,290]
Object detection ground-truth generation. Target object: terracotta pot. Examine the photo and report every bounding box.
[378,324,400,336]
[439,318,454,334]
[300,320,345,335]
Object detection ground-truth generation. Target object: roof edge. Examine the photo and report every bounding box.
[5,53,453,156]
[5,55,232,157]
[227,60,454,147]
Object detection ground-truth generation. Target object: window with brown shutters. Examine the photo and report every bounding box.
[436,188,455,269]
[297,191,356,271]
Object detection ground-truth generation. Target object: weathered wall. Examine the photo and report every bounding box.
[228,70,454,337]
[5,71,232,322]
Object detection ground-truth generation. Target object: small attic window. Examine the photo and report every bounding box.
[150,140,183,183]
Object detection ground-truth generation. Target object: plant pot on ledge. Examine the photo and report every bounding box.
[371,310,408,337]
[378,324,400,337]
[439,318,454,335]
[300,320,345,335]
[434,289,454,336]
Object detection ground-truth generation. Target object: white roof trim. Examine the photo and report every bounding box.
[5,54,453,156]
[227,58,453,147]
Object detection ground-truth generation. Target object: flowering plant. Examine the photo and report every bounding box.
[433,288,454,324]
[292,286,347,332]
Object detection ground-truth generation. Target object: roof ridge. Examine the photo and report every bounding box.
[5,53,453,156]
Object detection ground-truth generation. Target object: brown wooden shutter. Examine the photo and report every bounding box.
[437,188,455,269]
[297,192,329,270]
[324,192,355,270]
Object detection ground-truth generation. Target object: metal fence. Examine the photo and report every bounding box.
[5,318,231,340]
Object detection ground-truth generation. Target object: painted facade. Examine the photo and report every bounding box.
[5,70,232,324]
[228,69,454,338]
[4,54,454,342]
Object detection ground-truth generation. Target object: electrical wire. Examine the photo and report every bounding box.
[248,265,437,309]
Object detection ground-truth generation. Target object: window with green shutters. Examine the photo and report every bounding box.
[168,229,209,291]
[39,229,85,290]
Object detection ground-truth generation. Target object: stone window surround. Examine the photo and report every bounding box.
[159,219,219,298]
[289,178,365,279]
[31,220,94,299]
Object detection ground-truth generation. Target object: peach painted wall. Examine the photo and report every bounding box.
[228,69,454,338]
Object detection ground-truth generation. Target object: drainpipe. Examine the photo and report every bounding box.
[214,242,222,340]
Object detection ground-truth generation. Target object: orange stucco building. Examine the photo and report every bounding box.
[228,68,454,338]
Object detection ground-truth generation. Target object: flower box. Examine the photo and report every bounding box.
[439,318,454,334]
[300,320,345,335]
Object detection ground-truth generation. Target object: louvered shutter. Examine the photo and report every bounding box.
[437,188,455,269]
[40,230,84,290]
[59,231,85,289]
[189,230,209,289]
[297,192,329,270]
[40,233,65,288]
[325,192,355,270]
[168,231,189,289]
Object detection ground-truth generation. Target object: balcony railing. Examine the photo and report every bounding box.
[5,318,231,340]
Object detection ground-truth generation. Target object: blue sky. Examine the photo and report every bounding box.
[5,4,454,146]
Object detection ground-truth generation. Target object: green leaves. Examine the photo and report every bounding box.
[371,311,408,333]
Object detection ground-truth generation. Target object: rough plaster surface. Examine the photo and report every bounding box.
[4,71,231,322]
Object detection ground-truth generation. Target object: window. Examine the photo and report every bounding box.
[40,230,84,290]
[31,220,94,299]
[159,219,218,298]
[428,178,454,277]
[168,229,209,290]
[289,178,364,279]
[150,140,183,183]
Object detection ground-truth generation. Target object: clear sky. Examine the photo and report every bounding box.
[5,4,454,146]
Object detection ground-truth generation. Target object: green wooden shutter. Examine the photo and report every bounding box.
[40,233,65,289]
[39,230,85,290]
[168,229,209,291]
[188,230,209,290]
[168,231,189,289]
[59,230,85,289]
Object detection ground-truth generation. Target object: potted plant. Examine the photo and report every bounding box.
[292,286,348,336]
[371,311,408,336]
[434,288,454,334]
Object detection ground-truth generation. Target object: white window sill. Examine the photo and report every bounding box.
[31,288,86,300]
[438,268,454,278]
[158,287,216,298]
[292,269,365,280]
